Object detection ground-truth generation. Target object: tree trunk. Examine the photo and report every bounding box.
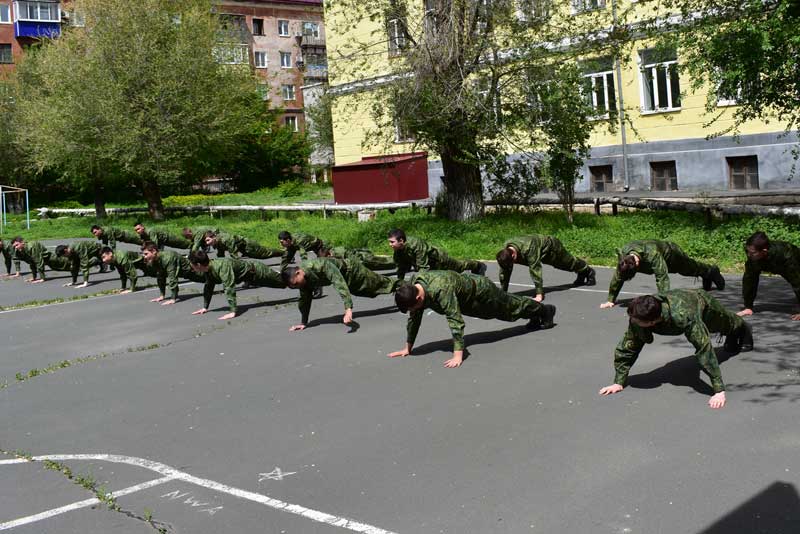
[440,150,484,221]
[93,180,107,219]
[142,179,165,221]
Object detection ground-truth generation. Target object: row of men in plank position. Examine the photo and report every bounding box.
[2,225,798,409]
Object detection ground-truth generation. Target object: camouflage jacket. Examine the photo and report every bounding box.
[742,240,800,308]
[152,250,194,300]
[608,240,676,302]
[98,227,142,249]
[281,233,325,270]
[296,258,353,324]
[111,250,142,291]
[203,257,255,313]
[70,241,103,284]
[15,241,50,280]
[392,236,443,280]
[2,241,20,275]
[499,235,554,293]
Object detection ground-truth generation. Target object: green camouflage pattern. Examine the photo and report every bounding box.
[151,250,204,300]
[97,227,142,249]
[45,255,76,273]
[109,250,142,291]
[326,246,396,271]
[607,240,713,302]
[280,233,326,270]
[140,228,192,251]
[393,236,482,280]
[406,271,545,351]
[203,258,285,313]
[612,289,743,393]
[742,240,800,308]
[14,241,50,280]
[499,235,590,293]
[2,240,20,275]
[187,227,218,252]
[69,241,103,284]
[295,257,394,324]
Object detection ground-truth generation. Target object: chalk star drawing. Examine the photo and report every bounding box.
[258,467,297,482]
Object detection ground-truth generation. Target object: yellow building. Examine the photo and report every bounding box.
[325,0,795,195]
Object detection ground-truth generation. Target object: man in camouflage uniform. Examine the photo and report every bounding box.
[12,237,58,283]
[204,230,281,260]
[278,231,327,270]
[91,225,142,249]
[388,228,487,281]
[188,250,286,320]
[738,231,800,321]
[282,257,395,331]
[496,234,596,301]
[142,242,204,305]
[599,289,753,409]
[601,239,725,309]
[182,227,218,252]
[101,247,155,293]
[1,237,21,278]
[56,241,104,287]
[134,222,192,251]
[390,270,557,368]
[317,245,396,271]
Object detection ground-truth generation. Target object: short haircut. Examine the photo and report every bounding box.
[317,246,332,257]
[618,255,638,281]
[394,283,419,313]
[278,231,292,241]
[281,266,299,285]
[142,241,159,253]
[188,250,210,266]
[627,295,662,322]
[55,244,70,257]
[203,230,216,239]
[91,225,102,232]
[12,236,24,244]
[133,221,143,227]
[100,246,113,255]
[388,228,406,241]
[496,247,514,269]
[745,231,769,251]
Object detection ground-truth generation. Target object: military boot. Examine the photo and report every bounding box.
[703,266,726,291]
[724,322,753,353]
[528,304,556,330]
[573,267,596,287]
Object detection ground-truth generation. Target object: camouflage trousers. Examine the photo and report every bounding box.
[243,262,286,289]
[241,240,282,260]
[542,237,590,273]
[433,251,482,274]
[460,274,544,322]
[345,248,396,271]
[697,290,744,335]
[665,244,713,278]
[343,258,396,297]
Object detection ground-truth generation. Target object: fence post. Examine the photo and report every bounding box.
[593,198,601,216]
[611,202,618,216]
[25,189,30,230]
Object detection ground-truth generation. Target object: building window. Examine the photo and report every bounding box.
[285,116,298,132]
[213,44,248,65]
[581,57,616,118]
[14,1,60,22]
[639,49,681,112]
[252,18,263,36]
[302,21,319,38]
[387,18,407,57]
[282,84,295,101]
[517,0,551,21]
[650,161,678,191]
[572,0,605,13]
[0,4,10,24]
[280,51,292,68]
[590,165,613,192]
[67,8,85,27]
[728,156,759,190]
[257,83,269,100]
[278,19,290,37]
[254,51,267,69]
[394,118,414,143]
[0,44,12,64]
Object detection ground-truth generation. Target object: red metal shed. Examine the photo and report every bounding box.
[332,152,429,204]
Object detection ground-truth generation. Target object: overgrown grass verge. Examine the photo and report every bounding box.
[4,209,800,272]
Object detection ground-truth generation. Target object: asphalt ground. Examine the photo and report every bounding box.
[2,244,800,533]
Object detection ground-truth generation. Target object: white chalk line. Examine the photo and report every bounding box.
[0,454,398,534]
[0,282,199,315]
[0,476,174,531]
[507,282,646,296]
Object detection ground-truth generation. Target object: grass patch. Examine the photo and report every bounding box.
[3,209,799,272]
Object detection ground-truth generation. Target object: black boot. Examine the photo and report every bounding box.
[740,322,753,352]
[574,267,596,287]
[529,304,557,330]
[711,266,726,290]
[473,262,487,276]
[312,287,324,299]
[724,322,753,353]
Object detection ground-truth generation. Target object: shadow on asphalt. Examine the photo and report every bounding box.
[697,481,800,534]
[626,348,737,397]
[232,297,298,316]
[410,323,535,356]
[512,282,576,297]
[306,305,399,328]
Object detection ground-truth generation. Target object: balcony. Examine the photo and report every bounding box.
[303,64,328,81]
[213,43,249,65]
[13,1,60,39]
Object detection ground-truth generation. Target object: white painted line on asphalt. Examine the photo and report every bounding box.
[0,283,198,315]
[0,476,174,531]
[0,459,27,466]
[508,282,646,296]
[5,454,398,534]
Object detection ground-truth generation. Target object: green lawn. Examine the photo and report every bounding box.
[3,209,798,273]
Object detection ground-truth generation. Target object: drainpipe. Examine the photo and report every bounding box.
[611,0,630,191]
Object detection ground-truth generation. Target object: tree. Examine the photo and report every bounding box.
[15,0,266,220]
[327,0,616,221]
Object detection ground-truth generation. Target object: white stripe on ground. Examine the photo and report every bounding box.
[507,282,646,296]
[0,459,28,466]
[0,283,198,315]
[0,476,174,531]
[2,454,398,534]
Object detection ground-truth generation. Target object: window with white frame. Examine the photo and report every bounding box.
[14,1,60,22]
[67,8,85,27]
[282,84,296,101]
[254,51,267,68]
[0,44,12,64]
[639,48,681,112]
[571,0,605,13]
[0,4,11,24]
[278,19,289,37]
[256,83,269,100]
[280,51,292,68]
[394,118,414,143]
[387,18,407,57]
[581,57,616,118]
[213,44,248,65]
[285,116,298,132]
[302,21,319,38]
[517,0,551,21]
